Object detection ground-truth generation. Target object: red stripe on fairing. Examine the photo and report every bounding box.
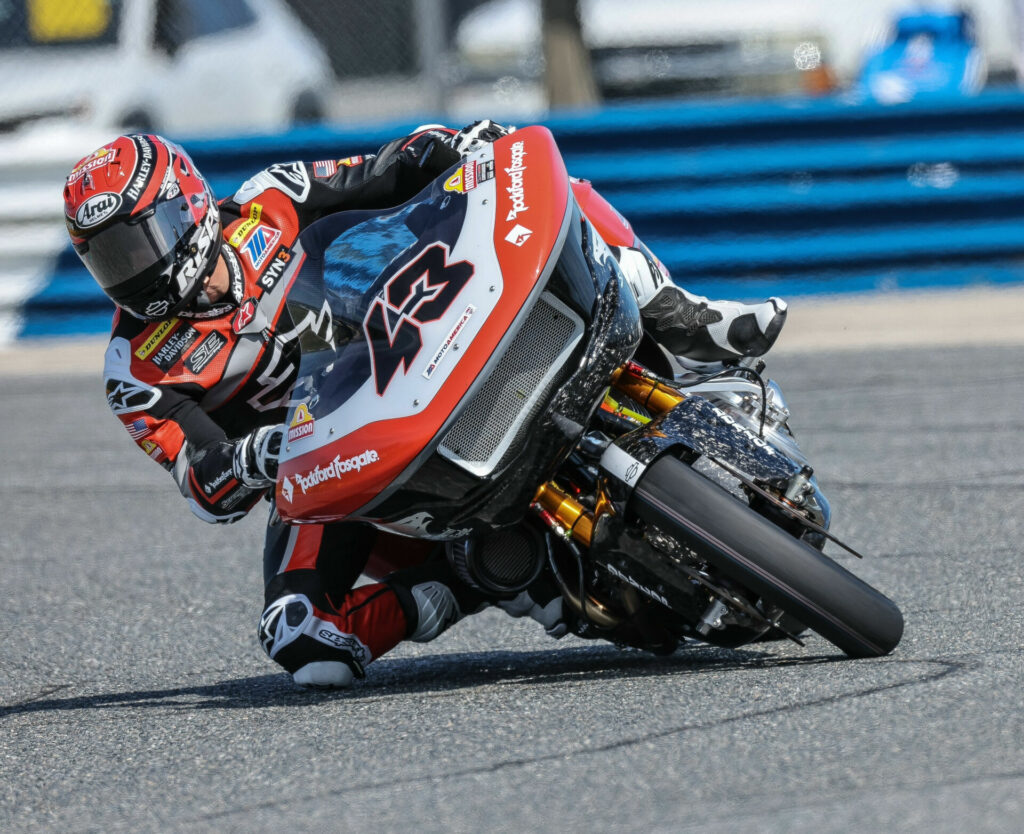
[277,127,572,523]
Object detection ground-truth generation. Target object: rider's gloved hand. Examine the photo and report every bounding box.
[450,120,515,156]
[233,425,284,488]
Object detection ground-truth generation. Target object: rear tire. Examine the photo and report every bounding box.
[631,456,903,658]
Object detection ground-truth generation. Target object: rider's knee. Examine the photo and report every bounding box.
[258,592,367,688]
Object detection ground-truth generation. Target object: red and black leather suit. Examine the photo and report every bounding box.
[103,127,487,684]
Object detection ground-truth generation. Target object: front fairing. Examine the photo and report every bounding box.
[275,127,574,524]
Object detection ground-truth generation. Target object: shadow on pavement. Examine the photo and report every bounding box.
[0,643,841,717]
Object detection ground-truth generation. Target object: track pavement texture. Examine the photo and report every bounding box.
[1,291,1023,832]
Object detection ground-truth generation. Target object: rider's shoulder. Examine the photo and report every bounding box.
[229,161,312,208]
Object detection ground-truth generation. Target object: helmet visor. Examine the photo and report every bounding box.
[75,194,201,292]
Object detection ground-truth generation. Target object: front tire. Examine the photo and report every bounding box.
[630,456,903,658]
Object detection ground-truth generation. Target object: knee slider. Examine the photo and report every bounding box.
[259,593,313,660]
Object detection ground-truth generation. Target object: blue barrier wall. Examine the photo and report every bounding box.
[21,87,1024,339]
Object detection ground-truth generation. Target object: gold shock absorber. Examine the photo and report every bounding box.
[534,482,593,546]
[610,365,686,414]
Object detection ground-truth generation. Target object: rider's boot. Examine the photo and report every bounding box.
[615,246,787,363]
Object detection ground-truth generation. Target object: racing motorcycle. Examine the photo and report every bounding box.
[274,127,904,659]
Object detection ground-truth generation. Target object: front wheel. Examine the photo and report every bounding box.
[630,456,903,658]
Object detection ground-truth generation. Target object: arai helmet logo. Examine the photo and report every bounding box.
[75,192,122,228]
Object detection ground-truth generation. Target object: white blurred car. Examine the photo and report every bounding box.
[0,0,333,136]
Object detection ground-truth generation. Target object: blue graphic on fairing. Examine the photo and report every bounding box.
[285,174,470,418]
[323,203,419,299]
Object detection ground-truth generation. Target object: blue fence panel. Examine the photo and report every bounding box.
[18,87,1024,339]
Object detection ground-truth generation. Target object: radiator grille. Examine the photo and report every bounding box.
[439,292,583,476]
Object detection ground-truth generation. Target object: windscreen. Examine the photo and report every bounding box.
[284,174,470,420]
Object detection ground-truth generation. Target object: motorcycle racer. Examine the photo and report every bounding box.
[63,122,787,688]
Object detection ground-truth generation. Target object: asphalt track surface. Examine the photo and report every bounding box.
[1,331,1023,831]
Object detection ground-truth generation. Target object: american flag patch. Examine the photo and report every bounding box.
[313,159,338,178]
[127,418,149,439]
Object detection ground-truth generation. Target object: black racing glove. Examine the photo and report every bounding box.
[450,120,516,156]
[233,425,284,488]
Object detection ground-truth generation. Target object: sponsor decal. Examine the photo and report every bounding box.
[127,417,149,439]
[233,299,258,333]
[75,192,121,228]
[364,243,474,395]
[185,331,227,374]
[315,627,369,664]
[106,378,160,414]
[338,155,364,167]
[241,224,282,269]
[423,304,475,379]
[504,224,532,247]
[233,161,311,203]
[152,325,198,371]
[125,136,154,202]
[144,300,171,318]
[476,159,496,183]
[203,467,232,495]
[259,247,291,291]
[267,162,310,199]
[717,411,780,456]
[135,318,179,359]
[228,203,263,247]
[158,165,181,200]
[175,200,219,290]
[295,450,379,495]
[605,563,670,606]
[68,146,120,185]
[313,159,338,178]
[141,439,162,460]
[220,486,250,510]
[443,163,478,194]
[288,403,315,442]
[504,140,528,221]
[281,475,294,503]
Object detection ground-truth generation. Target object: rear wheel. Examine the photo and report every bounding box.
[630,456,903,658]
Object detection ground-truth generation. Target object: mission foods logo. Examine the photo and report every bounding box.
[288,403,315,442]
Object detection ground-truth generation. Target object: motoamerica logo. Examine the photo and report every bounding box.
[504,140,528,221]
[296,450,379,494]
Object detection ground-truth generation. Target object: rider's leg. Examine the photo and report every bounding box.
[260,512,491,688]
[615,242,787,363]
[260,517,407,688]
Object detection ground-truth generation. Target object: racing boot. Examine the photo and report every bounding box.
[615,245,787,362]
[639,285,787,363]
